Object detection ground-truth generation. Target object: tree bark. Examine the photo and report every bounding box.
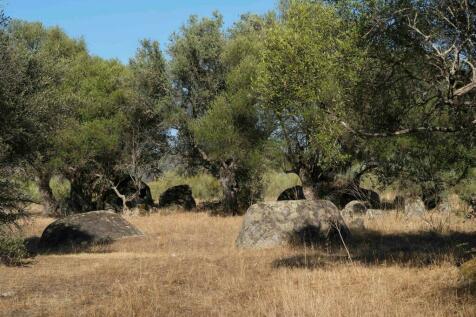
[38,173,58,216]
[68,177,95,213]
[219,161,239,215]
[299,168,319,201]
[111,185,130,213]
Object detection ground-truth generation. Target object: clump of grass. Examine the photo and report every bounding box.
[461,258,476,291]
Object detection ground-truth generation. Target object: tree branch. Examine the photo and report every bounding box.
[454,59,476,97]
[340,120,472,138]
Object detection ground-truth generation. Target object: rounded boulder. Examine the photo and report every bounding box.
[404,197,426,215]
[236,200,349,249]
[40,210,143,250]
[342,200,369,216]
[158,185,196,210]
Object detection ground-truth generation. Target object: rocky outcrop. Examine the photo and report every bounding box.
[277,186,305,201]
[39,210,143,250]
[342,200,369,216]
[158,185,196,210]
[404,197,426,215]
[318,183,380,209]
[236,200,349,249]
[337,187,380,209]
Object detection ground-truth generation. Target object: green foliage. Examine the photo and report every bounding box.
[122,39,170,180]
[52,55,133,211]
[149,171,222,202]
[189,14,276,211]
[262,171,301,200]
[348,0,476,199]
[0,13,30,229]
[0,235,28,266]
[150,170,304,203]
[1,2,474,216]
[255,0,364,182]
[20,176,70,204]
[168,12,226,120]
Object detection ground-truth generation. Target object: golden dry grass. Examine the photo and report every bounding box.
[1,211,475,317]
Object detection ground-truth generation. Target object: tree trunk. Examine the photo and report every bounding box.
[219,162,239,215]
[299,168,319,201]
[38,173,58,216]
[68,177,95,213]
[111,185,130,213]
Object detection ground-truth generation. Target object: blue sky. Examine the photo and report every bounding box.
[3,0,276,63]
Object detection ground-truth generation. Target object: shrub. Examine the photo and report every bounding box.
[262,172,301,201]
[20,176,71,205]
[0,235,28,266]
[0,177,30,265]
[149,170,222,202]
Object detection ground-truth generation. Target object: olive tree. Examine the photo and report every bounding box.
[255,0,364,199]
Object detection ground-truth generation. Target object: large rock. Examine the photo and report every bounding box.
[236,200,349,249]
[40,210,143,250]
[437,194,470,214]
[277,186,305,201]
[337,187,380,209]
[404,197,426,215]
[342,200,369,216]
[319,184,380,209]
[158,185,196,210]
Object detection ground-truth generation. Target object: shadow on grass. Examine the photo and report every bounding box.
[273,228,476,269]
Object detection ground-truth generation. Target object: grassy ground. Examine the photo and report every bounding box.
[0,211,475,317]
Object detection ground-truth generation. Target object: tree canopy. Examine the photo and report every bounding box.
[0,0,474,218]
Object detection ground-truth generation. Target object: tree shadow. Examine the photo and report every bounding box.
[273,228,476,269]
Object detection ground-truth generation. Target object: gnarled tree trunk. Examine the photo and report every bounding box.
[67,177,96,213]
[38,172,58,216]
[298,168,320,201]
[219,160,239,215]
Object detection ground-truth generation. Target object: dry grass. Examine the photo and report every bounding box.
[1,211,475,317]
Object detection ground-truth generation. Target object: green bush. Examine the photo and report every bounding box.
[50,176,71,202]
[149,170,222,202]
[0,235,28,266]
[262,171,301,201]
[19,176,71,205]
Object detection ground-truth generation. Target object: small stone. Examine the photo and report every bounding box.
[367,209,384,217]
[0,291,15,298]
